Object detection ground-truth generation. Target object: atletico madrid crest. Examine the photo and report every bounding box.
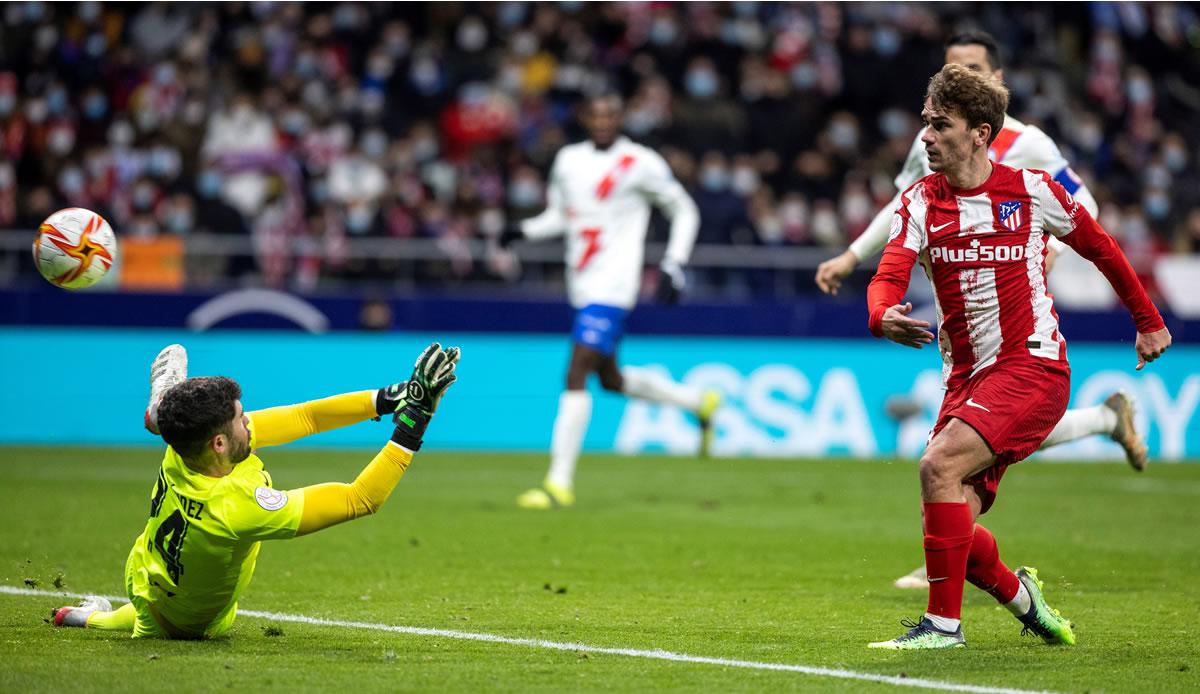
[998,201,1024,231]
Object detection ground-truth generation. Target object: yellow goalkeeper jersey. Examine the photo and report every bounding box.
[124,414,305,637]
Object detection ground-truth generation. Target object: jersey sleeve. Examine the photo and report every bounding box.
[638,149,700,266]
[866,183,926,336]
[246,391,377,450]
[215,477,305,542]
[521,151,568,240]
[1031,171,1165,334]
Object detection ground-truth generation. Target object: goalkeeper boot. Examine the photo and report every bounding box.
[1014,566,1076,645]
[697,390,721,458]
[144,344,188,435]
[1104,391,1147,472]
[893,565,930,590]
[868,617,965,650]
[516,479,575,510]
[52,596,112,628]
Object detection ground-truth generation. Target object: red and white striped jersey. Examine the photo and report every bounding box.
[868,163,1164,387]
[520,136,699,309]
[850,115,1096,261]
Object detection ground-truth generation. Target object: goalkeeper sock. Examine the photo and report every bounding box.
[621,366,703,412]
[547,390,591,491]
[1038,405,1116,449]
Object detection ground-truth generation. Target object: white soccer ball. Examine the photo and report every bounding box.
[32,207,118,289]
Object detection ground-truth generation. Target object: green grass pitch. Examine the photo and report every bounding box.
[1,447,1198,692]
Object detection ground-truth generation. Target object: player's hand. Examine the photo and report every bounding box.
[1135,327,1171,371]
[880,302,934,349]
[815,250,858,295]
[378,343,461,450]
[498,225,524,249]
[655,260,686,304]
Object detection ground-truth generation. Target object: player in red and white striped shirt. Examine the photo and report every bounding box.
[866,64,1171,650]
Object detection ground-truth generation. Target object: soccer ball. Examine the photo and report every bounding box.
[32,208,118,289]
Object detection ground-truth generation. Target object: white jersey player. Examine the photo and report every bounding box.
[811,31,1149,589]
[502,94,720,510]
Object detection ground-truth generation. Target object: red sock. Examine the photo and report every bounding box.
[923,502,974,620]
[965,523,1019,604]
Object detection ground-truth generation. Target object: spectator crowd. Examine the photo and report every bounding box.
[1,1,1199,296]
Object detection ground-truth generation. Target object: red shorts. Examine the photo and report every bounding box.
[932,358,1070,513]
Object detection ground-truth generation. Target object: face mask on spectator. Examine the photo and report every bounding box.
[48,126,75,155]
[700,166,729,192]
[624,107,659,137]
[165,209,194,234]
[83,92,108,119]
[731,166,759,196]
[1075,123,1102,152]
[650,17,679,46]
[1127,77,1153,105]
[412,136,439,162]
[198,171,222,198]
[879,110,909,140]
[25,99,48,124]
[829,121,858,151]
[457,20,488,52]
[154,63,177,86]
[0,163,13,189]
[296,52,318,79]
[362,131,388,159]
[347,205,373,233]
[790,63,818,90]
[1164,146,1187,173]
[133,184,156,212]
[78,1,100,22]
[508,179,542,208]
[58,166,85,195]
[1143,191,1170,220]
[685,69,719,99]
[0,93,14,116]
[309,178,330,204]
[85,33,106,58]
[281,109,309,135]
[46,88,68,115]
[149,146,181,179]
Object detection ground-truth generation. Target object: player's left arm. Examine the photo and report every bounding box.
[639,151,700,301]
[1036,172,1171,369]
[247,390,383,449]
[247,372,453,449]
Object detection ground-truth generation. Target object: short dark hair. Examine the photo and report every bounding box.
[157,376,242,459]
[945,30,1003,72]
[926,63,1009,145]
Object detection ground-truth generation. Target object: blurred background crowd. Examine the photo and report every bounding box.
[1,1,1199,297]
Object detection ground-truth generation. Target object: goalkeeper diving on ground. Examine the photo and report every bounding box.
[52,342,460,639]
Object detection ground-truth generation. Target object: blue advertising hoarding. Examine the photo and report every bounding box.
[2,328,1196,460]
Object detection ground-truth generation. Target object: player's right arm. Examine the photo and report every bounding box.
[294,343,459,536]
[866,184,932,348]
[817,130,929,294]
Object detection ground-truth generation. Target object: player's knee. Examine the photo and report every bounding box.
[918,453,958,491]
[598,372,623,392]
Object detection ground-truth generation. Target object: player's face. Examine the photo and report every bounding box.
[944,44,1001,80]
[583,98,621,148]
[920,98,975,173]
[224,400,252,465]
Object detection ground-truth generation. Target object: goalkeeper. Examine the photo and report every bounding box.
[52,342,460,639]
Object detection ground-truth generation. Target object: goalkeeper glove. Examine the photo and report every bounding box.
[655,260,686,304]
[375,343,461,450]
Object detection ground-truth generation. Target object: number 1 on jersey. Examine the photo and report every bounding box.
[577,227,602,271]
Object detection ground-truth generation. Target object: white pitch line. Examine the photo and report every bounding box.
[2,585,1052,694]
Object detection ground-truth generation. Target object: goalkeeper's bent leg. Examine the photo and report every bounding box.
[86,602,137,631]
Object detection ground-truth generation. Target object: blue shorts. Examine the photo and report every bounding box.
[571,304,627,357]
